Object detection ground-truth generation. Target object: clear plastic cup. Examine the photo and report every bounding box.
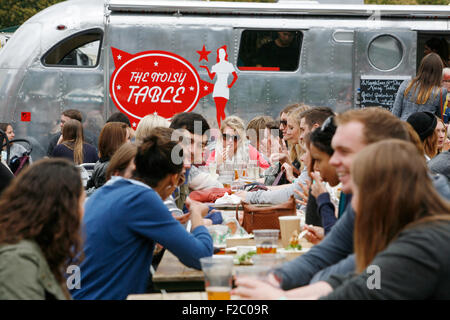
[208,163,217,175]
[248,160,258,180]
[235,265,272,281]
[254,229,279,254]
[200,256,234,300]
[252,253,286,267]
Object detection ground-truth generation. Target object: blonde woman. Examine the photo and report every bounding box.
[135,114,170,145]
[273,105,311,181]
[206,115,269,170]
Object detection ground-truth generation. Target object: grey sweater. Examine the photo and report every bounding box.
[429,151,450,181]
[321,221,450,299]
[392,80,446,121]
[245,167,310,205]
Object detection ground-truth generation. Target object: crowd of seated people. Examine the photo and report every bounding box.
[0,91,449,300]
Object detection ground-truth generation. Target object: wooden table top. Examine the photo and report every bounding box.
[127,291,242,300]
[127,291,207,300]
[152,238,313,284]
[153,251,205,283]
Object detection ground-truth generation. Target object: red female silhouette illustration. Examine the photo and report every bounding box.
[200,45,238,128]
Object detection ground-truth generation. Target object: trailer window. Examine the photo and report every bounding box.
[368,35,403,71]
[238,30,302,72]
[43,30,102,67]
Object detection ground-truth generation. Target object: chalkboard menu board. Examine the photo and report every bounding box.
[359,76,411,111]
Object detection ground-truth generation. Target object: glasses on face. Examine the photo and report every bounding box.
[222,134,240,142]
[320,116,336,133]
[280,120,288,126]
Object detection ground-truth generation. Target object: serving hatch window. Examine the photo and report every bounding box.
[238,30,302,72]
[42,29,102,67]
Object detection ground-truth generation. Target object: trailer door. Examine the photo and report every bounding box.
[353,29,416,111]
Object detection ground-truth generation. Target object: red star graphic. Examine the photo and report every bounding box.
[196,45,211,62]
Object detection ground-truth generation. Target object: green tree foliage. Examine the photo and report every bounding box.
[0,0,65,29]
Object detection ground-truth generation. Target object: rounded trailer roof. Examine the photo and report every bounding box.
[107,0,450,19]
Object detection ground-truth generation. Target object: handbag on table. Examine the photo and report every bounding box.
[235,195,297,234]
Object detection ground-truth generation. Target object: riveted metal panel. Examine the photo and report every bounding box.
[353,29,417,108]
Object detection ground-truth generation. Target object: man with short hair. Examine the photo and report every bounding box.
[298,107,335,147]
[246,115,274,158]
[106,112,131,127]
[269,107,450,292]
[169,112,223,225]
[255,31,300,71]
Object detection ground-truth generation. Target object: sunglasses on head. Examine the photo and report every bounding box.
[222,133,240,141]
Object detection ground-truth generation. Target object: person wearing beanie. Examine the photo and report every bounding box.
[407,111,438,161]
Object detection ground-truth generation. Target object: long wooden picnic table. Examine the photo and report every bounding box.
[152,250,205,292]
[152,238,313,292]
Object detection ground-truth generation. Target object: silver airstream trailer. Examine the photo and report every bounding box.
[1,0,450,159]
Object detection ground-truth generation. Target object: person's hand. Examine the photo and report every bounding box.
[281,162,295,182]
[154,243,164,254]
[270,152,288,164]
[191,203,210,218]
[234,190,247,201]
[310,172,328,198]
[231,277,285,300]
[219,146,233,164]
[186,197,210,216]
[294,179,311,206]
[57,134,63,145]
[302,224,324,245]
[265,273,282,288]
[172,212,191,224]
[202,218,213,226]
[444,138,450,152]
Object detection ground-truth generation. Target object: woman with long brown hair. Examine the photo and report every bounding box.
[52,119,98,164]
[86,122,130,189]
[105,142,137,181]
[0,159,85,299]
[393,53,447,121]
